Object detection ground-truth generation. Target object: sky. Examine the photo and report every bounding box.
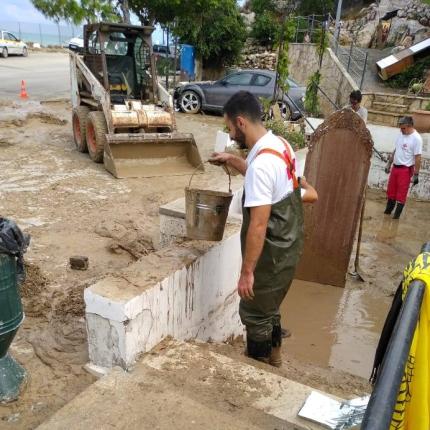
[2,0,53,24]
[1,0,245,43]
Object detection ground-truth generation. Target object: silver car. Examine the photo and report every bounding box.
[174,69,305,119]
[0,30,28,58]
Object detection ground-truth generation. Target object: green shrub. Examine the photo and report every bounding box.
[250,10,280,46]
[264,119,306,149]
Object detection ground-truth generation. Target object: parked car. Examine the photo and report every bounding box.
[174,69,306,119]
[67,36,84,53]
[153,44,178,59]
[0,30,28,58]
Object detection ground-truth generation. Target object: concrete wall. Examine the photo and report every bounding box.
[85,228,243,369]
[289,44,358,118]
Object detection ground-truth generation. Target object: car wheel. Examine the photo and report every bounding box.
[179,90,201,114]
[1,48,8,59]
[278,102,292,120]
[22,47,28,57]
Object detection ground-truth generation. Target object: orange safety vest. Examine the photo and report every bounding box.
[256,136,299,189]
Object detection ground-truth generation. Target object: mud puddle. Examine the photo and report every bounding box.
[281,189,430,379]
[281,280,389,379]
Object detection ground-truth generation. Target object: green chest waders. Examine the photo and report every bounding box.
[240,142,304,360]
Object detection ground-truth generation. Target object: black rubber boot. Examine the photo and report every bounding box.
[246,337,272,364]
[384,199,396,215]
[393,203,405,219]
[270,325,282,367]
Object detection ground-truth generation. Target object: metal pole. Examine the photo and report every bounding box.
[18,22,21,40]
[335,0,343,42]
[347,43,353,72]
[39,24,43,46]
[361,280,426,430]
[57,23,62,46]
[360,51,369,90]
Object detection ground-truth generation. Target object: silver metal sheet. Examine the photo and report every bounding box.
[298,391,369,430]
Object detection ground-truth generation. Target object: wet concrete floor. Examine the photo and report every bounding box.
[281,189,430,379]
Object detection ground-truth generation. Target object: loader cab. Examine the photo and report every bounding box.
[83,23,157,104]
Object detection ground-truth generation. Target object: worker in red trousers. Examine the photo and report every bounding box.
[384,116,422,219]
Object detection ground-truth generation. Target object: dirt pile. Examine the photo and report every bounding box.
[95,219,155,260]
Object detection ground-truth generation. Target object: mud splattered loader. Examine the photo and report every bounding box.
[69,22,203,178]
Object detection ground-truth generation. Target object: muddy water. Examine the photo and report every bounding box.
[281,280,390,379]
[281,189,430,379]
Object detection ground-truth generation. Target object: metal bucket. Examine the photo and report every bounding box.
[185,168,233,241]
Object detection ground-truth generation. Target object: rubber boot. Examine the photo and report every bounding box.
[384,199,396,215]
[246,336,272,364]
[281,328,292,338]
[269,325,282,368]
[393,203,405,219]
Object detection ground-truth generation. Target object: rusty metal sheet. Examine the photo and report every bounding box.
[295,109,373,288]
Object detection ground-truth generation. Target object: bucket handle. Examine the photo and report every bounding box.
[188,161,232,193]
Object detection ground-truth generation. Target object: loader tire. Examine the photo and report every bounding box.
[72,106,90,153]
[86,111,107,163]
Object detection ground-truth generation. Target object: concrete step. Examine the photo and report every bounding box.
[367,109,406,127]
[371,101,409,114]
[372,93,410,106]
[36,340,342,430]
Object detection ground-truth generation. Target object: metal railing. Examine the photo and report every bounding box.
[330,35,369,90]
[362,242,430,430]
[0,20,81,47]
[292,14,334,44]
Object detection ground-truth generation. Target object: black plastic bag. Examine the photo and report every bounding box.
[0,218,30,285]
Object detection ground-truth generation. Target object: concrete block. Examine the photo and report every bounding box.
[85,225,244,369]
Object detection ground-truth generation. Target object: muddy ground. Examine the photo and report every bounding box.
[0,99,429,429]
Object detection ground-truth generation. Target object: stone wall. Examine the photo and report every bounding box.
[288,43,358,117]
[236,39,277,71]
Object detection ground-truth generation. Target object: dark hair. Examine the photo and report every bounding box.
[223,91,262,123]
[399,116,414,126]
[349,90,362,103]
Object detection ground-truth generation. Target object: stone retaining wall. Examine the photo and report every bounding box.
[289,43,358,117]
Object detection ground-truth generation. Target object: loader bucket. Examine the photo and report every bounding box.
[104,132,204,178]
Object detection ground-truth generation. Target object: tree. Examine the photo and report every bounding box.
[299,0,334,16]
[173,0,246,68]
[129,0,246,68]
[31,0,129,24]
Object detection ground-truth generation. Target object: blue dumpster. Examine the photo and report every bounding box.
[180,44,195,81]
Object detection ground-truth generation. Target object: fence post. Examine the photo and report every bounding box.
[39,24,43,46]
[347,43,353,72]
[57,23,62,46]
[360,51,369,90]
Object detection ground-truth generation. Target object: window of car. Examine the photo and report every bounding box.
[286,78,299,88]
[6,32,18,41]
[253,74,271,86]
[224,72,253,86]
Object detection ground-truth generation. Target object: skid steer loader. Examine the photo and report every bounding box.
[69,22,203,178]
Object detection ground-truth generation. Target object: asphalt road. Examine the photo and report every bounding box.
[0,51,70,101]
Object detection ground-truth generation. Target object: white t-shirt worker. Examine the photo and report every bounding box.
[393,130,423,167]
[244,131,299,207]
[385,116,422,219]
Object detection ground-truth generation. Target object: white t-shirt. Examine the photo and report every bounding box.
[345,105,368,124]
[393,130,423,167]
[244,131,296,207]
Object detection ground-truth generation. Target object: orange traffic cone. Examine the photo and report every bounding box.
[20,80,28,100]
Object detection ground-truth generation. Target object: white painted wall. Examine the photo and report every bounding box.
[306,118,430,200]
[85,230,243,369]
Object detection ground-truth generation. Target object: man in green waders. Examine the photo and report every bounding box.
[211,91,316,367]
